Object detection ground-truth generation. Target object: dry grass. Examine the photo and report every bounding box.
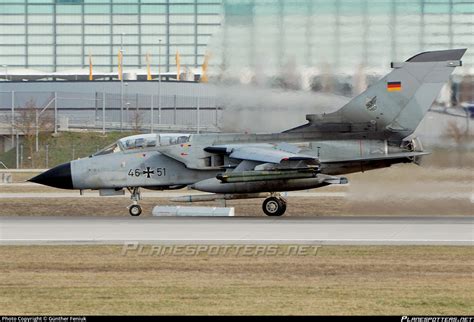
[0,245,472,315]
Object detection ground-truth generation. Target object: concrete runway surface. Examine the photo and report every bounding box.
[0,216,472,245]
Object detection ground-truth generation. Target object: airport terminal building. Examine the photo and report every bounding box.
[0,1,473,78]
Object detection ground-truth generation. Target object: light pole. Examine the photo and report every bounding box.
[125,82,129,125]
[45,144,49,168]
[120,33,125,132]
[158,38,162,126]
[11,90,14,155]
[15,132,19,169]
[150,92,154,133]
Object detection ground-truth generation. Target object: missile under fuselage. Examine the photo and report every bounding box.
[216,169,318,183]
[191,174,347,194]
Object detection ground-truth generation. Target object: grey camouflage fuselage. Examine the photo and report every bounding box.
[29,49,466,215]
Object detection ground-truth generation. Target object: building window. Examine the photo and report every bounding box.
[56,0,84,4]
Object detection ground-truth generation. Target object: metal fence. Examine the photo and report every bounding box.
[0,90,222,136]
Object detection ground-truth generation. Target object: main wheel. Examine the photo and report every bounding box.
[129,204,142,216]
[262,197,286,216]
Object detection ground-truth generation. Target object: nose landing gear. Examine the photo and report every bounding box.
[262,195,287,216]
[127,187,142,216]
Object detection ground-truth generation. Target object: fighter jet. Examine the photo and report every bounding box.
[29,49,466,216]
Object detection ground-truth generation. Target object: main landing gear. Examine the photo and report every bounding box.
[127,187,142,216]
[125,187,288,217]
[262,194,287,217]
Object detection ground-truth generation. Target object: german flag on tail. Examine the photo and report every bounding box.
[387,81,402,92]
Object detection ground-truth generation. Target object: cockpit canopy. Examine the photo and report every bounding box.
[121,134,158,150]
[92,133,191,157]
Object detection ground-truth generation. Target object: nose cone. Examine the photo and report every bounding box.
[29,162,73,189]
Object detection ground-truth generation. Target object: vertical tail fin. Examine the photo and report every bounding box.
[287,49,466,140]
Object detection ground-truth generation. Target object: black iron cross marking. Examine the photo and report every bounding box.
[142,167,155,178]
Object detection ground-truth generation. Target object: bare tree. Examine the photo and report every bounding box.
[13,99,54,168]
[131,106,143,133]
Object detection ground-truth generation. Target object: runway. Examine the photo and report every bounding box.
[0,216,472,245]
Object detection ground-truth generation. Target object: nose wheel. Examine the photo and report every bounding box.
[262,196,287,216]
[127,187,142,216]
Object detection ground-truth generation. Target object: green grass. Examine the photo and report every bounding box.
[0,131,137,169]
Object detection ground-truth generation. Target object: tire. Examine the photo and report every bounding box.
[281,200,287,214]
[262,197,286,217]
[129,205,142,216]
